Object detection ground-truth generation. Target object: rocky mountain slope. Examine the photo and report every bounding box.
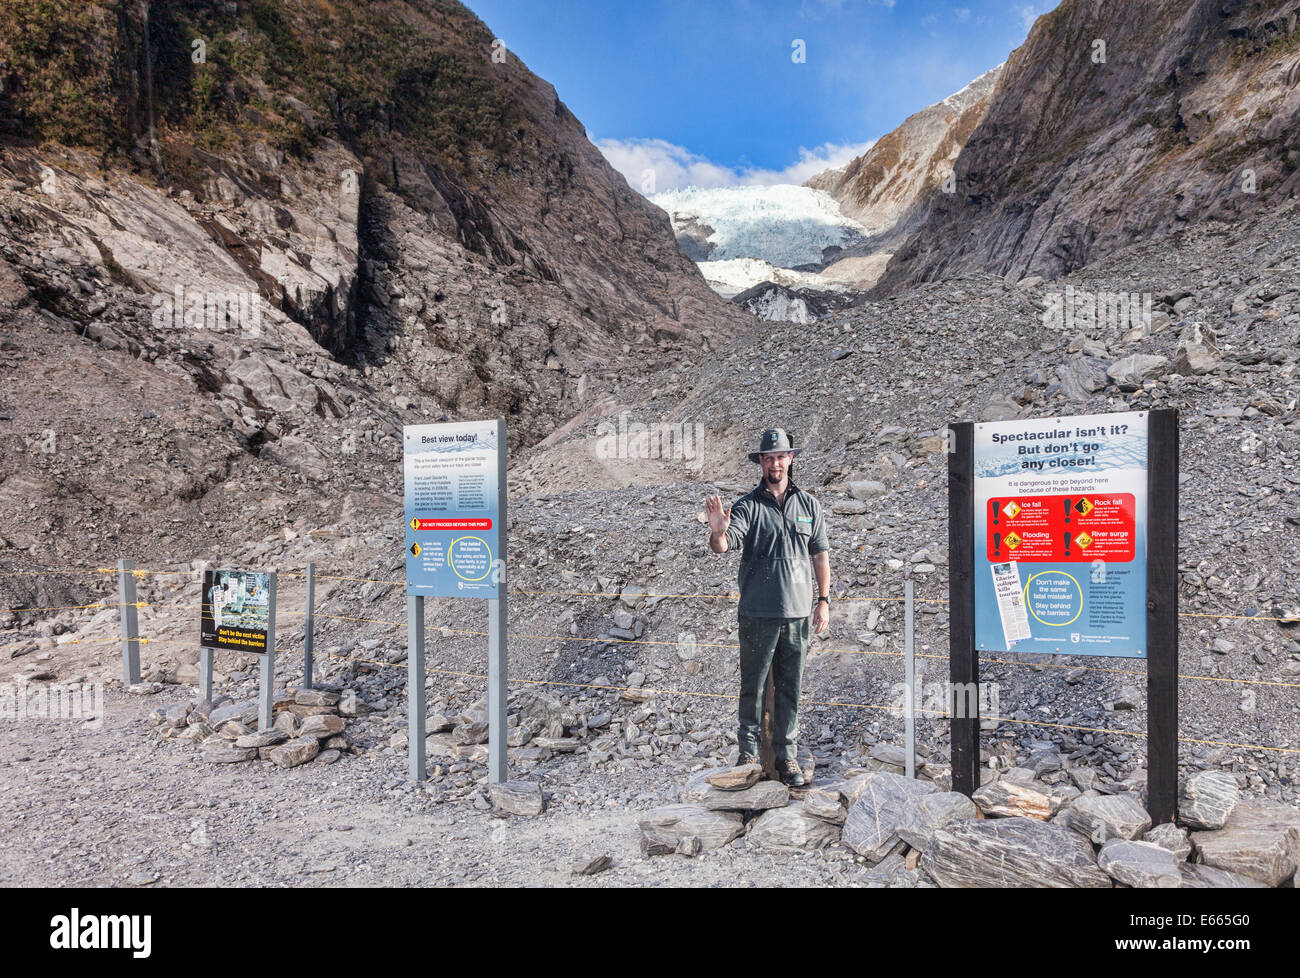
[0,0,753,580]
[878,0,1300,290]
[806,64,1002,249]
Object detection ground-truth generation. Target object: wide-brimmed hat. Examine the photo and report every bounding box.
[748,428,802,464]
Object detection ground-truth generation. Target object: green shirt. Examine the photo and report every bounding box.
[722,477,830,618]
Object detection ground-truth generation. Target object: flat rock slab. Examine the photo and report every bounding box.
[490,780,545,816]
[897,791,977,851]
[209,700,258,727]
[1068,793,1152,843]
[705,764,762,790]
[235,729,288,749]
[681,774,789,812]
[533,737,580,753]
[299,714,345,740]
[973,779,1074,819]
[922,816,1111,888]
[1178,772,1240,830]
[270,736,320,769]
[748,804,842,851]
[294,689,340,707]
[202,744,257,764]
[842,772,940,861]
[1189,800,1300,887]
[638,805,744,852]
[1097,839,1184,888]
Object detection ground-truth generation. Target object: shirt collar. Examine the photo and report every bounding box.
[756,476,797,504]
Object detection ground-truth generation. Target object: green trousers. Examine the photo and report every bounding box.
[737,614,809,763]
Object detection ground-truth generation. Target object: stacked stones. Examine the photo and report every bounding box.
[153,685,355,769]
[641,751,1300,887]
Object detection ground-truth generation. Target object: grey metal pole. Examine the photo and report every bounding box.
[198,649,213,705]
[259,571,277,731]
[408,595,426,782]
[488,417,508,786]
[117,558,141,685]
[489,596,507,784]
[904,580,915,779]
[303,562,315,690]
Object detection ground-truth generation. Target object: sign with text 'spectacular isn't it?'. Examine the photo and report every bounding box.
[973,411,1148,658]
[403,420,504,599]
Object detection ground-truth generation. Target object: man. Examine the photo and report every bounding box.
[705,428,831,787]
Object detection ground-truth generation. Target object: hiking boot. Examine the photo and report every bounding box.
[780,759,806,787]
[736,754,759,768]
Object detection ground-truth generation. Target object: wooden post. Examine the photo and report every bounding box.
[1146,408,1179,824]
[948,421,979,797]
[759,672,778,782]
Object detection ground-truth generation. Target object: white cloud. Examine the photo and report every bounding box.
[595,137,877,194]
[1015,3,1056,32]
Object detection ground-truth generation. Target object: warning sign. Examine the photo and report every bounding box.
[973,411,1148,658]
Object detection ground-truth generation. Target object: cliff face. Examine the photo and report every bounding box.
[805,64,1002,245]
[878,0,1300,290]
[0,0,752,451]
[0,0,754,572]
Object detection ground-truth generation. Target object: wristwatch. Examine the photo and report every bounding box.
[817,596,830,605]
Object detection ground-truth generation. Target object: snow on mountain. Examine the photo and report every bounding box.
[649,184,870,269]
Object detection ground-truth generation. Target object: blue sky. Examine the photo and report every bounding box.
[462,0,1059,191]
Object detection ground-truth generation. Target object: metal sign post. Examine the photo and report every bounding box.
[948,421,979,796]
[1146,409,1180,824]
[117,559,141,686]
[259,570,277,731]
[408,595,426,782]
[303,562,316,690]
[403,419,507,784]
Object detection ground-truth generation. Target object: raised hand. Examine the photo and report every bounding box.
[705,493,731,537]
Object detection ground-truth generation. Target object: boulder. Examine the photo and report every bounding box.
[921,816,1111,888]
[1143,822,1192,861]
[680,773,788,812]
[638,805,744,852]
[235,729,288,749]
[270,736,320,769]
[705,764,762,790]
[1174,322,1219,375]
[1106,354,1169,389]
[896,791,978,851]
[1189,800,1300,887]
[489,780,545,816]
[1097,839,1183,888]
[972,778,1074,819]
[201,744,257,764]
[841,772,940,861]
[1067,793,1152,843]
[803,788,849,824]
[298,714,345,740]
[1178,771,1239,830]
[748,804,842,851]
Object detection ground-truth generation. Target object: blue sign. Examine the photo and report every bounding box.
[973,411,1148,658]
[403,420,504,599]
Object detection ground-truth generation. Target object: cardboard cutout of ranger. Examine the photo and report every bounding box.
[705,428,831,787]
